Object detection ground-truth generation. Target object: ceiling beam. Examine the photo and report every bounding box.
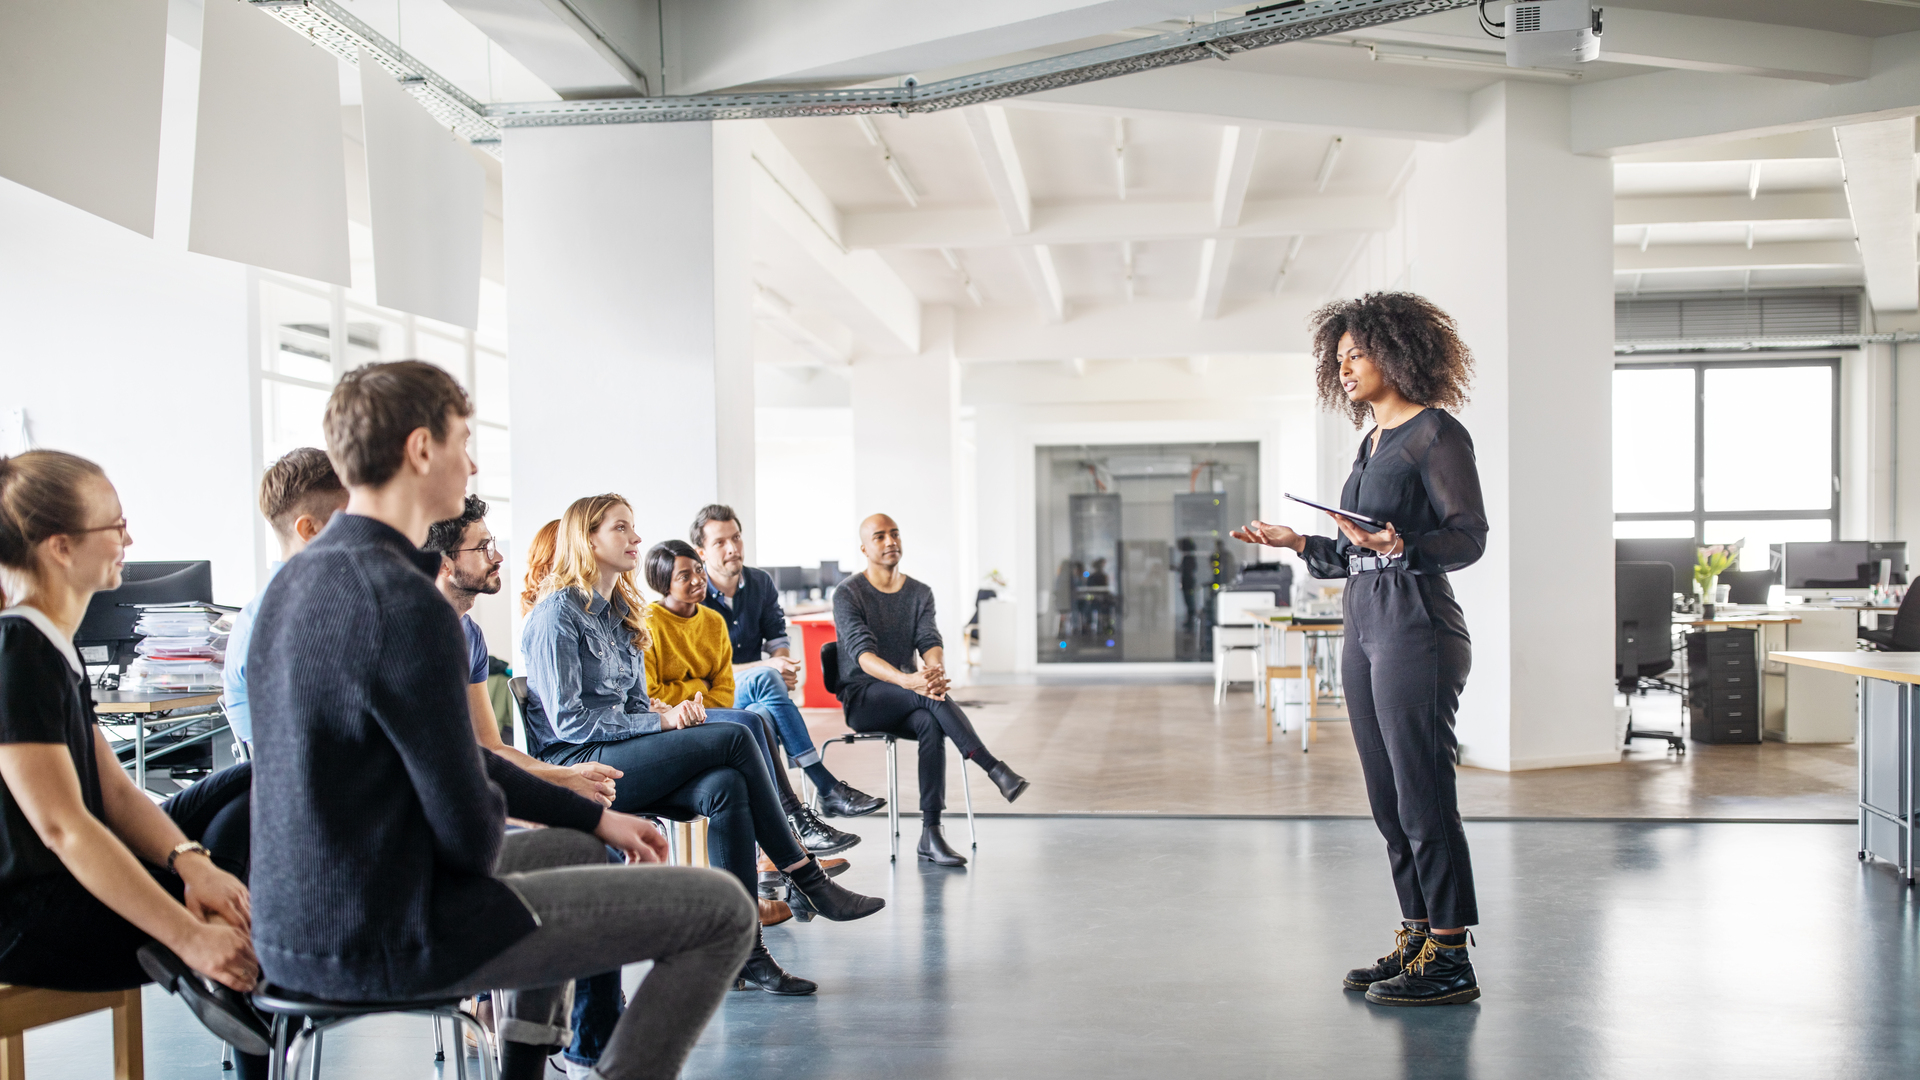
[1836,117,1919,313]
[441,0,645,98]
[843,195,1394,250]
[955,298,1318,361]
[1613,241,1861,274]
[1614,192,1854,228]
[1194,125,1260,320]
[964,104,1066,322]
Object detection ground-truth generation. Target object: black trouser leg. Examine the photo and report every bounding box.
[160,762,252,878]
[846,682,981,815]
[1343,567,1478,929]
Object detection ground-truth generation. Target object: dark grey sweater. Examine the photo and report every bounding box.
[833,573,942,693]
[249,513,603,1000]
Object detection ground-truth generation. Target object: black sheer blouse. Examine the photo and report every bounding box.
[1300,408,1489,579]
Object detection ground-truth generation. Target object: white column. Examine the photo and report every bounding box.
[502,121,754,608]
[1408,81,1617,772]
[850,307,966,650]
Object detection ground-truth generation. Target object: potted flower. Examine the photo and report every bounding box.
[1694,542,1740,615]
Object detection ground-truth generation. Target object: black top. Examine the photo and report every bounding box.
[699,566,789,665]
[0,613,102,899]
[833,574,941,693]
[249,513,605,1001]
[1301,409,1488,579]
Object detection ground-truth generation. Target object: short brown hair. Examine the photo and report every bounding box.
[259,447,346,540]
[1310,292,1474,428]
[690,504,738,548]
[323,360,472,487]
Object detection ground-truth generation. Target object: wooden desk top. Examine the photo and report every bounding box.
[1771,651,1920,685]
[91,691,222,714]
[1683,614,1803,627]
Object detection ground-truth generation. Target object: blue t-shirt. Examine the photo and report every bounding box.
[461,614,489,686]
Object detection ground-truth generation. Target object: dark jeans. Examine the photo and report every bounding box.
[1343,565,1479,928]
[545,721,807,901]
[0,763,263,1076]
[839,682,987,814]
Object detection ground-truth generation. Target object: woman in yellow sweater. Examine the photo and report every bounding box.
[644,540,859,865]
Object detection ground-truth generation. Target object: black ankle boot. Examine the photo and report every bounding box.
[917,824,967,866]
[786,857,885,921]
[985,761,1029,803]
[1342,921,1429,991]
[787,804,860,855]
[735,932,817,996]
[1364,933,1479,1006]
[820,780,885,818]
[498,1041,560,1080]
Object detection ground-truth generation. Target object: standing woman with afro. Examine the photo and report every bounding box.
[1233,292,1488,1006]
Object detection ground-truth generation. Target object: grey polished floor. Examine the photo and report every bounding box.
[27,815,1920,1079]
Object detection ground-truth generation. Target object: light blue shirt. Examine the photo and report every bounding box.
[519,587,661,757]
[222,561,283,743]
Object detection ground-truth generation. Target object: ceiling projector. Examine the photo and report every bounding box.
[1505,1,1603,70]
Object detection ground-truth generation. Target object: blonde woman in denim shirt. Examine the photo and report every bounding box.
[520,494,884,996]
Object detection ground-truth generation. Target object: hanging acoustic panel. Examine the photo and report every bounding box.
[359,47,484,328]
[189,0,349,285]
[0,0,169,236]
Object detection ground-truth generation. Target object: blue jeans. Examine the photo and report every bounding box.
[733,666,822,768]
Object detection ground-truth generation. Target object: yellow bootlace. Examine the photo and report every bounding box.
[1379,925,1416,966]
[1404,934,1471,976]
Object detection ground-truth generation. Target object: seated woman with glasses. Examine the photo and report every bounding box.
[519,494,885,997]
[0,451,270,1076]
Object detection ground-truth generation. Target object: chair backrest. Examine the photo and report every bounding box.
[509,675,529,712]
[1216,590,1278,626]
[1890,586,1920,651]
[507,676,532,752]
[820,640,842,697]
[1616,561,1675,683]
[1722,568,1775,605]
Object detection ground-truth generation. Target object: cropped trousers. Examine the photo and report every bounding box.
[1342,564,1479,928]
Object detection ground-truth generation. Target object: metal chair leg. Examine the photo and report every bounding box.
[886,736,899,862]
[222,1043,234,1071]
[269,1017,292,1080]
[307,1028,323,1080]
[434,1016,445,1061]
[447,1011,498,1080]
[956,739,977,849]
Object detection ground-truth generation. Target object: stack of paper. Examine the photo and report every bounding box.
[124,605,228,692]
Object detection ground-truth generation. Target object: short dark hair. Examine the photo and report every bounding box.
[323,360,473,487]
[1310,292,1474,428]
[690,504,738,548]
[259,447,346,540]
[422,494,488,557]
[645,539,701,596]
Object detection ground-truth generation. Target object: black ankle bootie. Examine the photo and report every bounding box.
[786,856,885,921]
[986,761,1029,803]
[917,824,967,867]
[1364,933,1479,1006]
[787,805,860,855]
[820,780,885,818]
[1342,921,1429,991]
[735,934,817,996]
[137,944,272,1056]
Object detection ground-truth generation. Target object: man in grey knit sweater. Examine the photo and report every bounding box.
[249,361,753,1080]
[833,513,1030,867]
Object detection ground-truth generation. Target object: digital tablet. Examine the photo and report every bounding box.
[1283,492,1391,534]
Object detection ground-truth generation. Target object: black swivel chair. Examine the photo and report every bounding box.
[1722,569,1776,606]
[1617,561,1685,755]
[815,641,975,861]
[1860,587,1920,651]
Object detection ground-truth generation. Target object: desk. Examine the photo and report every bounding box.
[1683,609,1855,742]
[1774,651,1919,884]
[93,691,225,791]
[1248,609,1345,749]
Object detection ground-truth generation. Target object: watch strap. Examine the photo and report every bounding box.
[167,840,211,875]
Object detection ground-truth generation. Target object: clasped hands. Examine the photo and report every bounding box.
[660,692,707,730]
[905,663,950,701]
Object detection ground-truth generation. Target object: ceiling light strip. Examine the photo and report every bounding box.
[485,0,1482,127]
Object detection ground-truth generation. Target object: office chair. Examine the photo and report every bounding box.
[1617,561,1685,755]
[815,641,975,861]
[1212,591,1275,704]
[1722,569,1775,606]
[1860,587,1920,651]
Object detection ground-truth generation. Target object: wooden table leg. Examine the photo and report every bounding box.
[112,989,143,1080]
[0,1032,22,1080]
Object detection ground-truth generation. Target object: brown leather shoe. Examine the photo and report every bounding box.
[759,897,793,927]
[758,852,778,874]
[819,857,849,876]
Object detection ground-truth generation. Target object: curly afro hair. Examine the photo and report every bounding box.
[1310,292,1474,428]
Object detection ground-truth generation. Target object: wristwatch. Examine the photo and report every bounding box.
[167,840,211,876]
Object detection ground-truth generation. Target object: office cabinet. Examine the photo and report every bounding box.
[1687,629,1762,743]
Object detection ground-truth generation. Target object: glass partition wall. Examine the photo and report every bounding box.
[1036,442,1260,663]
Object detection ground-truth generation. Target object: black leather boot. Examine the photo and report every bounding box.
[498,1041,561,1080]
[917,824,967,866]
[786,856,886,921]
[1364,933,1479,1006]
[137,943,271,1056]
[1342,921,1428,991]
[986,761,1030,803]
[787,804,860,855]
[820,780,885,818]
[735,932,817,996]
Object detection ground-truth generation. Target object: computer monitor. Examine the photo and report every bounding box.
[74,560,214,668]
[1615,538,1697,593]
[1780,541,1874,599]
[1869,541,1907,586]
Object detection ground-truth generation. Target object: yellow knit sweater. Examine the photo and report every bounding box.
[644,602,736,708]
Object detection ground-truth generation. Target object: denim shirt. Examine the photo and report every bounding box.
[520,587,660,757]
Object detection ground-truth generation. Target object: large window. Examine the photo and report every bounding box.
[1612,359,1838,570]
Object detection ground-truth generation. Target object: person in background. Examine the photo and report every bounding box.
[250,362,754,1080]
[521,519,562,618]
[834,514,1029,868]
[521,494,884,997]
[0,450,270,1076]
[646,537,859,858]
[223,447,348,755]
[691,505,883,820]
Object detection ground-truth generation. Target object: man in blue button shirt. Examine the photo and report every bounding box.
[692,505,883,818]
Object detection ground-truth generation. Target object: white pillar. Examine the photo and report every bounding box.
[850,307,966,650]
[502,121,754,611]
[1408,81,1617,772]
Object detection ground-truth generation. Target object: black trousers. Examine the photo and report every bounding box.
[1343,566,1478,928]
[839,682,986,815]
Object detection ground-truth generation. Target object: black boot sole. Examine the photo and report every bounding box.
[996,779,1030,803]
[1365,985,1481,1007]
[801,833,861,856]
[1341,977,1376,992]
[820,802,885,819]
[137,945,272,1056]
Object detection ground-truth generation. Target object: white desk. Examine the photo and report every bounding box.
[1683,607,1857,742]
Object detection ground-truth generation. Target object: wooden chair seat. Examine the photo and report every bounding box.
[0,983,142,1079]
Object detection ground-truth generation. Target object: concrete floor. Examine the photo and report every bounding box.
[30,814,1919,1079]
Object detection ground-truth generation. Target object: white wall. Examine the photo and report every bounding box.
[755,406,863,569]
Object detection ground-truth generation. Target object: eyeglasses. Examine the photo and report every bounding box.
[75,519,130,542]
[450,539,501,559]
